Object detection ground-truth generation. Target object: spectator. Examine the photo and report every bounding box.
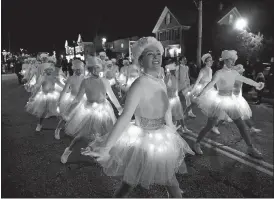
[255,68,265,105]
[188,61,199,84]
[14,56,23,84]
[267,57,274,95]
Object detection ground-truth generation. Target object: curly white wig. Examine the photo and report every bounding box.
[201,53,212,64]
[72,59,84,70]
[86,56,102,68]
[220,50,238,61]
[131,37,164,65]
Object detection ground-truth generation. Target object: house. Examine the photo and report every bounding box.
[152,6,195,57]
[217,7,242,27]
[105,36,139,60]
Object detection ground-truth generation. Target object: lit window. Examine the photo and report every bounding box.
[121,43,124,48]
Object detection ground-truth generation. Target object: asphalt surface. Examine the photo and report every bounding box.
[1,74,274,198]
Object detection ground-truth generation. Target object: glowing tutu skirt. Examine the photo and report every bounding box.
[59,92,76,118]
[64,99,116,140]
[199,90,242,121]
[234,94,252,120]
[86,116,194,189]
[169,95,184,120]
[25,90,60,118]
[24,75,37,93]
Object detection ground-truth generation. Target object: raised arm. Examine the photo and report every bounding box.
[103,79,142,148]
[235,73,259,87]
[103,78,122,111]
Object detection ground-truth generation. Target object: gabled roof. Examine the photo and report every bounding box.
[217,7,242,25]
[152,6,193,33]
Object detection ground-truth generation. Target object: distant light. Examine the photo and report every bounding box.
[235,18,248,30]
[102,38,106,43]
[121,43,124,48]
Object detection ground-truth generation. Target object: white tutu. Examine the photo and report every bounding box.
[59,92,76,118]
[169,95,184,120]
[24,75,37,93]
[199,90,242,121]
[65,99,116,140]
[85,116,194,189]
[25,90,60,118]
[234,94,252,120]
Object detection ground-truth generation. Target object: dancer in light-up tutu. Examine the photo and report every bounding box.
[165,63,192,134]
[232,64,261,133]
[81,37,194,198]
[193,50,264,159]
[54,59,85,140]
[185,53,221,134]
[60,56,123,164]
[25,62,65,132]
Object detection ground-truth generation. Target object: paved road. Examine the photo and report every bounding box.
[2,74,273,198]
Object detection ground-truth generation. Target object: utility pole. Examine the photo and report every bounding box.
[8,32,11,52]
[197,0,202,68]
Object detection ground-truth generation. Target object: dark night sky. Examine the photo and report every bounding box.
[2,0,274,53]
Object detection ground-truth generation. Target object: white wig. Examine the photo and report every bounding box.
[72,59,84,70]
[201,53,212,64]
[86,56,103,68]
[131,37,164,65]
[220,50,238,61]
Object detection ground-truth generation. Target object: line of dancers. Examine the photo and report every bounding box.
[22,37,264,198]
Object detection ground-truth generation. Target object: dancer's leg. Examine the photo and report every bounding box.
[194,117,217,154]
[113,181,134,198]
[233,118,262,158]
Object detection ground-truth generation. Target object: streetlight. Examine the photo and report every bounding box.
[102,38,107,51]
[235,18,248,31]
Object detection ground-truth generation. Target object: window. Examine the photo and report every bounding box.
[166,13,170,24]
[229,14,234,24]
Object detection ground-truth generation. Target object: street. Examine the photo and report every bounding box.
[1,74,273,198]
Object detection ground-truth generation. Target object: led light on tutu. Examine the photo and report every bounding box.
[201,53,212,64]
[131,37,164,65]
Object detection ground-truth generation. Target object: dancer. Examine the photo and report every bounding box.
[232,64,261,133]
[104,60,119,86]
[193,50,264,158]
[165,63,192,133]
[177,56,196,118]
[82,37,194,198]
[185,53,221,134]
[25,62,64,132]
[54,60,85,140]
[60,56,123,164]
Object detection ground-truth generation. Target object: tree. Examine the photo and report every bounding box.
[213,25,265,62]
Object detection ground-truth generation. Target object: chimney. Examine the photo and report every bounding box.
[219,2,223,11]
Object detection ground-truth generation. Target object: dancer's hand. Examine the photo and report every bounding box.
[81,146,111,162]
[117,107,123,115]
[256,82,264,90]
